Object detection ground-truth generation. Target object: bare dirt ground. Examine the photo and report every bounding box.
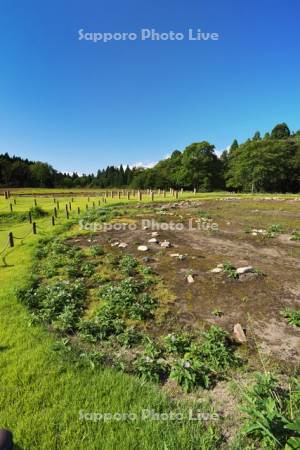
[73,199,300,367]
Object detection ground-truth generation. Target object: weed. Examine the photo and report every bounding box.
[223,262,239,279]
[281,309,300,327]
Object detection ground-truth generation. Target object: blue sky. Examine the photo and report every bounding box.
[0,0,300,174]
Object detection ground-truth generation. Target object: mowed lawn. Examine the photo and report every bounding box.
[0,193,222,450]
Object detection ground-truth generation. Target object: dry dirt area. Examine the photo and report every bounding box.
[74,199,300,367]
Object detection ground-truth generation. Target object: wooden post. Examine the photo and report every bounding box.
[194,188,196,195]
[93,201,95,209]
[163,190,166,198]
[69,202,72,210]
[10,203,13,212]
[151,191,154,201]
[34,199,37,206]
[118,191,121,199]
[29,211,32,224]
[88,197,90,202]
[57,201,60,210]
[86,204,88,210]
[127,191,130,200]
[52,216,55,226]
[66,210,69,219]
[175,190,178,199]
[8,232,14,247]
[78,206,81,214]
[14,199,16,205]
[98,200,100,206]
[138,191,142,201]
[54,207,58,218]
[4,191,8,199]
[32,222,37,235]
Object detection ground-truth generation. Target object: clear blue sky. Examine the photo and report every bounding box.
[0,0,300,174]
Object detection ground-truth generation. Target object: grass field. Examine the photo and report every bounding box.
[1,190,300,449]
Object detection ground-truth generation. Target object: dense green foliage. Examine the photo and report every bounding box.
[1,122,300,191]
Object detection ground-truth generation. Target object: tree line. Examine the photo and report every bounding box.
[1,123,300,192]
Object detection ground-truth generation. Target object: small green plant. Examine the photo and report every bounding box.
[90,245,105,256]
[223,262,239,279]
[281,309,300,327]
[267,224,284,237]
[291,231,300,241]
[253,267,265,276]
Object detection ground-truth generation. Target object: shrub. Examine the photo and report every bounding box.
[29,205,48,218]
[134,339,168,383]
[164,332,192,355]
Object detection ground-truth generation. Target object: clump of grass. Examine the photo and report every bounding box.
[29,205,49,218]
[281,308,300,327]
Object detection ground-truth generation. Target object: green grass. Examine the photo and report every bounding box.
[0,197,222,449]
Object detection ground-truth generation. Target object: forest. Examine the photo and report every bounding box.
[1,123,300,192]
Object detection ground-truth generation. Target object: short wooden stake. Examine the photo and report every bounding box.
[9,232,14,247]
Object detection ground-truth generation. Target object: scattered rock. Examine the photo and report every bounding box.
[236,266,253,275]
[211,267,223,273]
[142,256,152,263]
[118,242,128,248]
[217,264,224,268]
[178,255,186,261]
[111,242,120,247]
[148,238,158,243]
[161,240,171,248]
[233,324,247,344]
[138,245,148,252]
[170,253,180,258]
[187,274,195,283]
[151,231,159,237]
